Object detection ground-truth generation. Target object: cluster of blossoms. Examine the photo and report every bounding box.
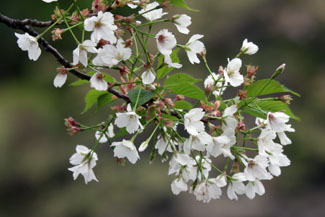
[10,0,298,202]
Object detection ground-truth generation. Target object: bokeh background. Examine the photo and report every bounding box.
[0,0,324,216]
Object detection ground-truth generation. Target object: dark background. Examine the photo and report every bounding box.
[0,0,324,217]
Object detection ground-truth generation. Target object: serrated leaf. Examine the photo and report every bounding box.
[70,79,90,86]
[83,89,107,113]
[164,73,201,87]
[168,82,206,101]
[97,93,113,110]
[157,49,180,80]
[242,99,299,120]
[174,100,193,110]
[246,79,300,97]
[129,88,155,107]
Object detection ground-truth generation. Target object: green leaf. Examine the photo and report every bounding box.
[103,74,115,82]
[168,82,206,101]
[246,79,300,97]
[83,90,107,113]
[97,93,113,110]
[243,99,299,120]
[69,80,90,86]
[157,0,198,12]
[128,88,155,107]
[174,100,193,110]
[164,73,201,87]
[157,49,180,80]
[161,113,179,121]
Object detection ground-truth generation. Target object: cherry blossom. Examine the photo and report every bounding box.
[68,145,98,184]
[15,32,41,61]
[184,34,205,64]
[240,39,259,55]
[114,104,143,134]
[111,139,140,164]
[172,14,191,34]
[224,58,244,87]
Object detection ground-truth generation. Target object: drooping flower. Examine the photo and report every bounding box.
[68,145,98,184]
[114,104,143,134]
[84,11,117,43]
[111,139,140,164]
[240,39,259,55]
[184,108,205,136]
[72,40,97,67]
[224,58,244,87]
[171,178,188,195]
[93,39,132,68]
[139,2,168,21]
[227,173,247,200]
[53,72,67,88]
[194,178,224,203]
[266,112,290,133]
[156,29,177,56]
[184,34,205,64]
[156,135,173,155]
[245,180,265,199]
[172,14,191,34]
[95,123,115,143]
[141,69,156,84]
[164,54,182,69]
[168,153,197,182]
[244,155,273,181]
[15,32,41,61]
[90,72,108,91]
[184,131,213,154]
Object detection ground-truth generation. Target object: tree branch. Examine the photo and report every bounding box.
[0,12,130,103]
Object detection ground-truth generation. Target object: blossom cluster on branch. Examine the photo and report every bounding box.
[0,0,300,203]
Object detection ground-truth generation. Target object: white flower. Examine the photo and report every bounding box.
[15,32,41,61]
[68,145,98,184]
[204,73,225,96]
[207,129,236,159]
[111,139,140,164]
[156,29,177,56]
[171,178,188,195]
[224,58,244,87]
[241,39,259,55]
[90,72,108,91]
[227,173,247,200]
[53,72,67,88]
[139,2,168,21]
[164,55,182,69]
[184,34,205,64]
[42,0,57,3]
[84,11,117,43]
[168,153,197,182]
[93,39,132,68]
[266,145,291,176]
[95,123,115,143]
[127,0,140,9]
[184,131,212,154]
[267,112,290,133]
[114,104,143,134]
[194,179,223,203]
[156,136,173,155]
[245,180,265,199]
[141,69,156,84]
[72,40,97,67]
[184,108,205,136]
[172,14,191,34]
[244,155,273,181]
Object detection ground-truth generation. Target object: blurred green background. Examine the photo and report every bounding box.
[0,0,324,217]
